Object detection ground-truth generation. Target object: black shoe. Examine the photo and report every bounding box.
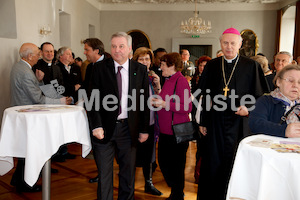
[145,182,162,196]
[16,184,42,193]
[89,176,99,183]
[52,155,65,162]
[64,153,76,159]
[167,192,184,200]
[10,179,16,186]
[51,168,58,173]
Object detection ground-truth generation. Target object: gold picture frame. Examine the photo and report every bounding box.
[239,29,259,57]
[127,29,152,53]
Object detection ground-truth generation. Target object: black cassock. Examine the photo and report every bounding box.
[197,55,269,200]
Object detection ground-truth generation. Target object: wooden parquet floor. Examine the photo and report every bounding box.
[0,142,198,200]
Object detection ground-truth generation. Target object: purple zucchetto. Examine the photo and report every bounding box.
[222,28,240,35]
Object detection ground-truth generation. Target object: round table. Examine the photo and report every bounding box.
[0,105,91,200]
[227,134,300,200]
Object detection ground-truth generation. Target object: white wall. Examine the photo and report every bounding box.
[0,0,100,123]
[0,0,281,125]
[280,6,296,55]
[99,10,277,60]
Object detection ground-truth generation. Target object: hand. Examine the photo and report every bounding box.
[152,73,160,86]
[35,69,44,82]
[185,75,192,83]
[75,84,81,91]
[152,73,161,94]
[151,98,166,108]
[199,126,207,136]
[60,97,72,105]
[285,123,300,138]
[235,106,249,116]
[138,133,149,143]
[93,128,104,140]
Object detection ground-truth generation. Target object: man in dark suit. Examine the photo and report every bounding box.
[88,32,150,200]
[82,38,106,99]
[54,47,81,161]
[79,38,106,183]
[56,47,82,101]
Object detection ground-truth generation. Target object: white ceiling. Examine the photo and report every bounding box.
[87,0,296,11]
[95,0,283,4]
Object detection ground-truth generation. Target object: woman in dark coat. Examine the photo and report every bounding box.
[249,64,300,138]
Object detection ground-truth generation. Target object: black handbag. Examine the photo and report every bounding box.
[172,120,198,144]
[171,78,201,144]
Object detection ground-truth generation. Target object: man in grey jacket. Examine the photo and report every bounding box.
[10,42,71,193]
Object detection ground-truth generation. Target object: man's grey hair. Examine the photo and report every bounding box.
[56,46,72,60]
[276,51,293,63]
[219,34,243,43]
[19,46,34,59]
[111,32,132,47]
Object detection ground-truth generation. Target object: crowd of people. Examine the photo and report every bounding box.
[9,27,300,200]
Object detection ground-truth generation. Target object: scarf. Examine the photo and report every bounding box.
[149,76,160,142]
[270,88,300,124]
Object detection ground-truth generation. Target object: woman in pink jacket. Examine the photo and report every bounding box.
[152,52,192,200]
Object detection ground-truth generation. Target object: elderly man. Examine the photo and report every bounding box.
[180,49,195,82]
[264,51,293,90]
[56,47,82,100]
[88,32,149,200]
[274,51,293,72]
[10,43,71,193]
[197,28,269,200]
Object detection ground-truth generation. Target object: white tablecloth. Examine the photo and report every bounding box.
[0,105,91,186]
[227,134,300,200]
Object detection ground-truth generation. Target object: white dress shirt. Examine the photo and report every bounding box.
[114,59,129,120]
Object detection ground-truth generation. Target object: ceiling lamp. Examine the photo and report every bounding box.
[180,1,212,36]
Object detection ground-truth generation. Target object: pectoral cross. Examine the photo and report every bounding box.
[223,86,229,97]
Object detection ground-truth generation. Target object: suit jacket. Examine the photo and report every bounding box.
[32,59,64,85]
[81,55,106,98]
[10,59,61,106]
[88,58,150,146]
[56,61,82,98]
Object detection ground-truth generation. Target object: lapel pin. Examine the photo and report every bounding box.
[134,72,136,75]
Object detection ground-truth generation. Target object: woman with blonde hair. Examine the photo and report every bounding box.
[133,47,162,196]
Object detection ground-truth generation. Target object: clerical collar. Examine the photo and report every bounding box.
[47,63,51,67]
[224,54,238,63]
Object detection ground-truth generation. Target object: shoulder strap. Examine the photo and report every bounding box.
[279,103,300,124]
[171,77,180,126]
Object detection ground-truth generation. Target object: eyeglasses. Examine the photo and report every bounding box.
[280,77,300,85]
[138,57,151,62]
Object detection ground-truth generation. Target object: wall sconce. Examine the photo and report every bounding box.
[39,25,52,36]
